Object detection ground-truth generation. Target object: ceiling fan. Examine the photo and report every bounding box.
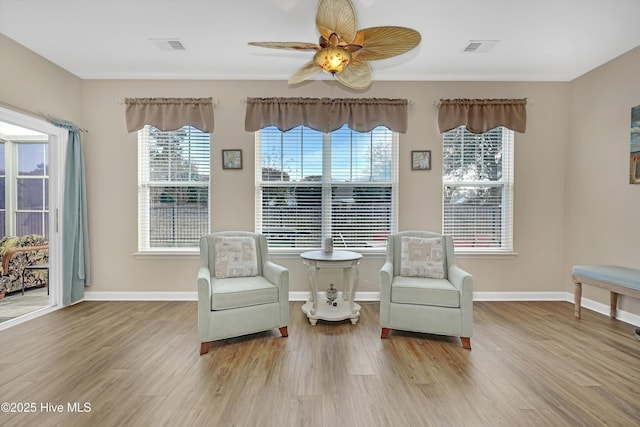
[248,0,421,89]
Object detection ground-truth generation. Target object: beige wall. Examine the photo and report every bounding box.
[568,46,640,315]
[81,79,568,295]
[3,33,639,320]
[0,34,82,123]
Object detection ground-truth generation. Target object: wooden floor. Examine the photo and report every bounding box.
[0,300,638,427]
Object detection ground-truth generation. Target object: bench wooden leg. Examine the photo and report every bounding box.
[574,283,582,319]
[279,326,289,337]
[381,328,391,339]
[610,292,618,319]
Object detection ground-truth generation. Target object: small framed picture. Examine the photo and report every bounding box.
[222,149,242,169]
[411,150,431,170]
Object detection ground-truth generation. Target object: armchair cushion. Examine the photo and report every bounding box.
[400,236,445,279]
[391,276,460,308]
[210,276,279,310]
[214,236,258,278]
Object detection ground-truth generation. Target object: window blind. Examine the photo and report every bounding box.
[138,125,210,250]
[256,125,397,250]
[442,126,514,251]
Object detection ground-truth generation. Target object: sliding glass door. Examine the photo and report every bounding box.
[0,108,66,328]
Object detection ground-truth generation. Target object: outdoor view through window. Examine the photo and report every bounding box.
[138,126,210,250]
[256,125,397,249]
[442,126,514,251]
[0,125,50,239]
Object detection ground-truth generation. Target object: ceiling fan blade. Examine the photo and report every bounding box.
[289,60,321,85]
[351,26,421,61]
[248,41,320,51]
[335,59,371,89]
[316,0,357,44]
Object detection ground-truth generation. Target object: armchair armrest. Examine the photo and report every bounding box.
[2,245,49,276]
[448,264,473,295]
[448,263,474,337]
[263,261,289,291]
[379,261,394,293]
[197,266,212,310]
[379,261,394,327]
[263,260,289,327]
[197,266,213,342]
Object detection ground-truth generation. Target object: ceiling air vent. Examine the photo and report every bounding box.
[150,38,187,51]
[462,40,499,53]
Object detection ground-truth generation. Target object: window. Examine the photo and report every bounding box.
[256,125,397,250]
[442,126,514,252]
[0,128,49,238]
[16,143,49,236]
[137,125,210,251]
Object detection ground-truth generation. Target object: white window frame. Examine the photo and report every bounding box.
[255,125,398,253]
[442,126,515,254]
[137,125,210,253]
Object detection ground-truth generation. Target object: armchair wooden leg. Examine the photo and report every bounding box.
[461,337,471,350]
[200,342,211,355]
[279,326,289,337]
[381,328,391,339]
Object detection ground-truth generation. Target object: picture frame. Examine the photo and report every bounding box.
[411,150,431,170]
[222,149,242,169]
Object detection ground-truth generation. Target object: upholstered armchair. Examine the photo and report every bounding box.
[0,234,49,298]
[197,231,289,355]
[379,231,473,349]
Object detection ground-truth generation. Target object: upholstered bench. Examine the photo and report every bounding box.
[572,265,640,319]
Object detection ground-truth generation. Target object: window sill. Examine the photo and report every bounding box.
[455,250,518,259]
[268,248,387,259]
[133,248,386,260]
[134,249,199,260]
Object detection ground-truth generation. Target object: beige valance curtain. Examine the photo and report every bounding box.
[438,98,527,134]
[124,97,215,133]
[244,97,409,133]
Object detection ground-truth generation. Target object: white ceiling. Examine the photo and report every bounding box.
[1,0,640,83]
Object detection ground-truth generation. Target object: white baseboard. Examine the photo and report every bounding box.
[85,290,570,302]
[84,291,197,301]
[578,296,640,327]
[288,291,380,301]
[83,291,382,302]
[473,291,569,301]
[82,290,640,327]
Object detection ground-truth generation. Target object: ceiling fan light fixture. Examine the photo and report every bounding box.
[249,0,421,89]
[314,47,351,74]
